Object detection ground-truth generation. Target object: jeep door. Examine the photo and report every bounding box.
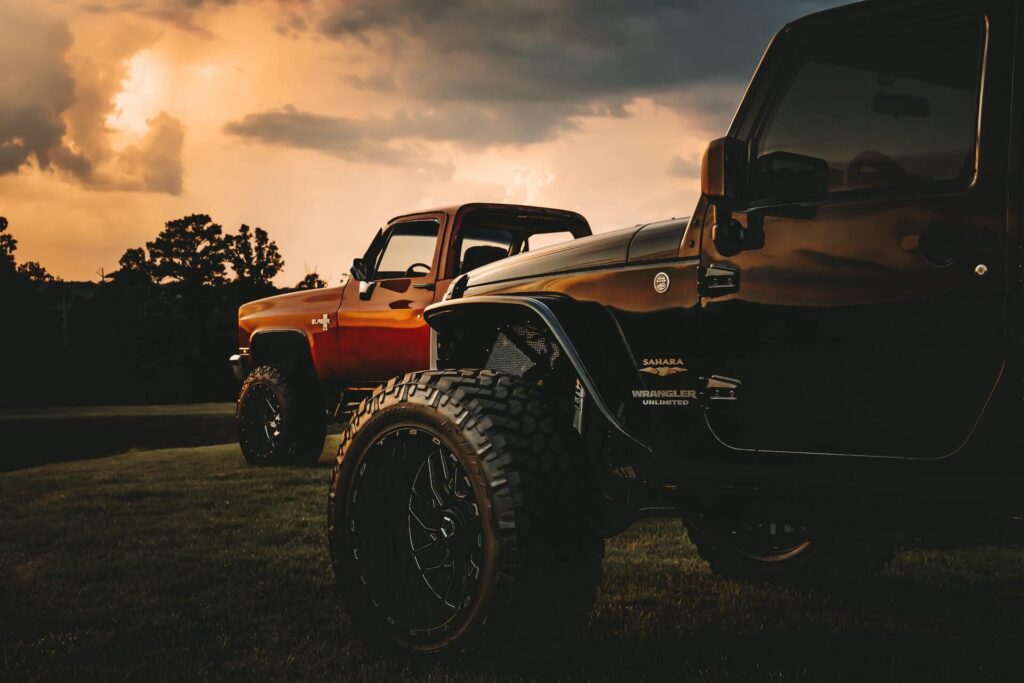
[334,215,444,385]
[698,2,1012,459]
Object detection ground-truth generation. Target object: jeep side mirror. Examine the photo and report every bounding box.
[701,137,748,206]
[703,137,751,256]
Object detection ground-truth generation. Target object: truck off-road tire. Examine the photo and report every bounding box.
[686,521,894,586]
[236,364,326,466]
[328,370,604,663]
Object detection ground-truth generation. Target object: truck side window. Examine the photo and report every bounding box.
[374,220,440,279]
[456,227,513,275]
[752,16,984,202]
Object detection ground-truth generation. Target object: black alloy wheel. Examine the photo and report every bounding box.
[329,370,604,662]
[236,364,326,466]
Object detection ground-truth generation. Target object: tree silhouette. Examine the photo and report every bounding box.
[1,216,17,274]
[146,214,229,286]
[227,224,284,285]
[295,272,327,289]
[107,247,156,285]
[16,261,56,283]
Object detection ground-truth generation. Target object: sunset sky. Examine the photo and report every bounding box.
[1,0,843,284]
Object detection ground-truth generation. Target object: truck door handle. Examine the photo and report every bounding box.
[701,263,740,297]
[412,282,435,291]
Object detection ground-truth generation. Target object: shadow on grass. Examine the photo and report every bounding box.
[448,573,1024,681]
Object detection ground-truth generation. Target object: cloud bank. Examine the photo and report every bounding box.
[224,0,843,162]
[0,1,185,194]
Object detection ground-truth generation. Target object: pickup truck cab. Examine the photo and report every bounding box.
[231,202,590,465]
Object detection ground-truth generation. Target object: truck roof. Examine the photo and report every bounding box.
[387,202,591,237]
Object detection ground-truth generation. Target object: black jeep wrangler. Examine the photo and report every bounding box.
[328,0,1024,662]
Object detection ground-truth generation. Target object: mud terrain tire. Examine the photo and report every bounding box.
[328,370,604,663]
[236,364,326,466]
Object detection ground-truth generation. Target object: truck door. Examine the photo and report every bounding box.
[335,215,444,385]
[699,2,1011,459]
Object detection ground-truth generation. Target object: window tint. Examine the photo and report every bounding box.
[753,16,984,201]
[374,220,439,279]
[456,227,513,276]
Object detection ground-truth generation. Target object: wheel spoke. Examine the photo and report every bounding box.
[443,452,460,496]
[426,452,447,507]
[442,563,457,609]
[411,535,441,556]
[417,550,452,573]
[409,506,438,533]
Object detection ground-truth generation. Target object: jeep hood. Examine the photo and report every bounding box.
[462,217,689,290]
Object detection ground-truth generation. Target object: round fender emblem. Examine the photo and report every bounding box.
[653,271,671,294]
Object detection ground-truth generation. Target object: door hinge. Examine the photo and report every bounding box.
[701,263,741,297]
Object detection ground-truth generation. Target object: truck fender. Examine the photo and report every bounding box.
[248,329,316,371]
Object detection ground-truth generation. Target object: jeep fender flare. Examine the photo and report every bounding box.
[424,295,652,454]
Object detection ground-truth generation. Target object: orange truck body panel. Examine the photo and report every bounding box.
[236,203,590,392]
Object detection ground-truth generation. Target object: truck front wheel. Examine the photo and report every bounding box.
[236,365,326,466]
[328,370,604,662]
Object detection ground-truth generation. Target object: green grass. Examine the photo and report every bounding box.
[2,442,1023,682]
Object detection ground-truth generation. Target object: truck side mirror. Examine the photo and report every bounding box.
[350,257,368,281]
[351,257,376,299]
[701,137,748,206]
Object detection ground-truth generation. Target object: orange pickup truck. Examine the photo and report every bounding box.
[229,202,590,465]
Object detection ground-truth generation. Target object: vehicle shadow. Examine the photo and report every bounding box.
[449,572,1024,681]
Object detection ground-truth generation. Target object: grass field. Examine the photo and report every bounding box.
[2,442,1023,682]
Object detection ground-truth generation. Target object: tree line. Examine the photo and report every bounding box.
[0,214,328,408]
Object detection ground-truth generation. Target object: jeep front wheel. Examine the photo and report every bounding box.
[236,365,326,466]
[328,370,604,662]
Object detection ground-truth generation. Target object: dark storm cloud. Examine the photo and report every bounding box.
[227,1,848,164]
[0,2,186,194]
[224,99,590,165]
[0,3,82,175]
[223,105,409,164]
[318,0,845,110]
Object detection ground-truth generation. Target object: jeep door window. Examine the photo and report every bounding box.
[373,220,439,279]
[456,227,513,275]
[752,16,984,202]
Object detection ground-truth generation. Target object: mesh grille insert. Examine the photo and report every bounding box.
[484,322,562,377]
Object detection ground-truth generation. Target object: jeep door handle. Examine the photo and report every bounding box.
[701,263,740,297]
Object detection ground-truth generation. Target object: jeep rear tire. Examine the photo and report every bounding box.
[236,364,326,466]
[328,370,604,663]
[687,520,893,586]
